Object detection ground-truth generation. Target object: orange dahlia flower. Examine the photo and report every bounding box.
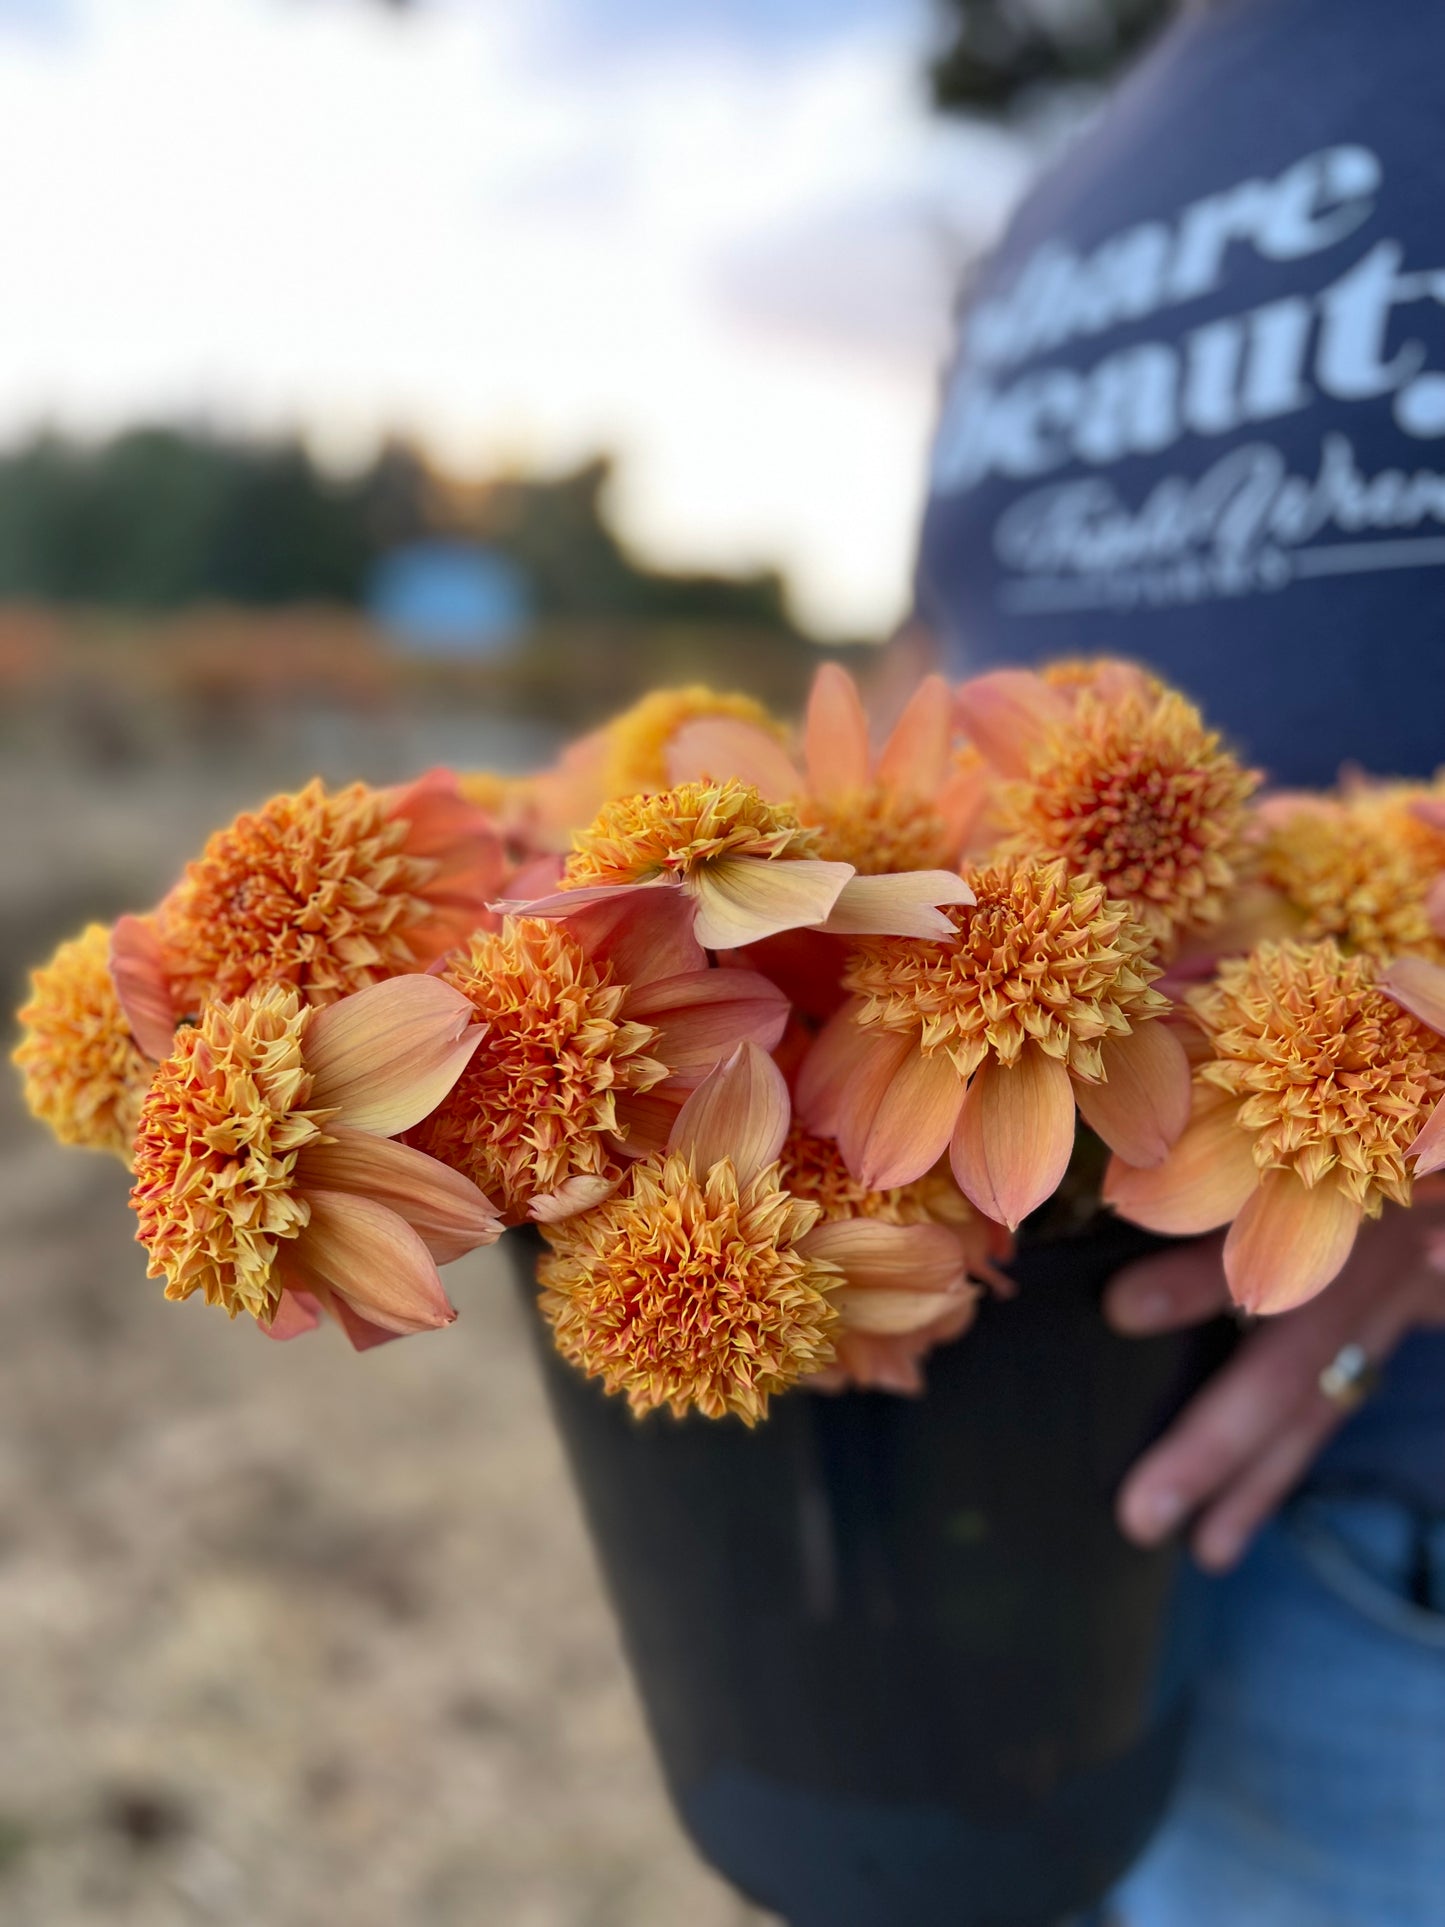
[110,770,506,1048]
[667,661,985,877]
[956,665,1259,956]
[13,923,155,1160]
[799,858,1191,1230]
[130,974,500,1349]
[527,775,973,952]
[538,1043,973,1421]
[408,885,787,1223]
[1107,940,1445,1313]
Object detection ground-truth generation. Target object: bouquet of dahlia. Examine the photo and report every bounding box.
[17,662,1445,1423]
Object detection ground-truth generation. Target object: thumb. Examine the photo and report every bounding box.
[1104,1234,1231,1335]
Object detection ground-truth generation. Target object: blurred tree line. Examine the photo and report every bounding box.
[0,428,797,632]
[929,0,1176,113]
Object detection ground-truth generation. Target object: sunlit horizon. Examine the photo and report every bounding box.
[0,0,1031,635]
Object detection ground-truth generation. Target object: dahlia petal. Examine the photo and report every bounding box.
[1074,1021,1193,1168]
[505,854,566,900]
[1223,1169,1362,1315]
[259,1287,322,1342]
[1427,875,1445,939]
[874,675,953,798]
[1408,1094,1445,1176]
[818,870,976,940]
[834,1286,976,1337]
[1103,1095,1259,1235]
[950,1046,1076,1230]
[668,1041,790,1184]
[804,662,871,798]
[848,1045,966,1190]
[936,760,991,857]
[690,855,854,950]
[564,883,707,986]
[296,1190,458,1335]
[797,1009,910,1142]
[625,968,789,1085]
[666,718,803,800]
[296,1126,501,1262]
[610,1088,683,1158]
[529,1174,619,1222]
[800,1218,969,1308]
[328,1296,408,1352]
[109,915,180,1059]
[386,767,509,904]
[386,767,496,860]
[730,929,849,1024]
[304,975,483,1136]
[1380,956,1445,1037]
[953,669,1068,776]
[495,879,676,921]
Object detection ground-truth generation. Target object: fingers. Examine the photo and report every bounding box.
[1189,1274,1425,1570]
[1103,1235,1231,1335]
[1115,1228,1419,1555]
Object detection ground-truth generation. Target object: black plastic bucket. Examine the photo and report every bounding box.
[512,1219,1233,1927]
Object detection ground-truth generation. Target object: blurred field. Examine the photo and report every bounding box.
[0,664,776,1926]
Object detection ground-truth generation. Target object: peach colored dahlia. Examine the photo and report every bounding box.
[1256,782,1445,963]
[800,858,1190,1230]
[539,1044,972,1420]
[13,923,155,1160]
[957,667,1258,955]
[131,975,499,1349]
[409,886,787,1223]
[111,770,505,1045]
[668,661,984,876]
[1107,940,1445,1313]
[539,775,973,951]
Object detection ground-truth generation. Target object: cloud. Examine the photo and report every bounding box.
[0,0,1032,635]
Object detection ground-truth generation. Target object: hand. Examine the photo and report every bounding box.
[1103,1211,1445,1572]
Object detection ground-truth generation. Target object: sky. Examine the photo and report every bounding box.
[0,0,1032,634]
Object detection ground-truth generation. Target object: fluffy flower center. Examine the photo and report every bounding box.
[564,779,820,888]
[130,985,327,1320]
[408,919,666,1220]
[798,785,951,874]
[1259,792,1445,963]
[13,924,154,1161]
[1191,940,1445,1210]
[843,859,1166,1081]
[538,1153,837,1422]
[993,691,1258,950]
[157,779,440,1011]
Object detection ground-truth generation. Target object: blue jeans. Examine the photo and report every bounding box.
[1112,1493,1445,1926]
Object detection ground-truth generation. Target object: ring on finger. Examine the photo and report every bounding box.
[1318,1342,1382,1412]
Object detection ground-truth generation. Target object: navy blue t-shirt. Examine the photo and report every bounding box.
[918,0,1445,1505]
[919,0,1445,790]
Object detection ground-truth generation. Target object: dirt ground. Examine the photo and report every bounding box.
[0,728,774,1927]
